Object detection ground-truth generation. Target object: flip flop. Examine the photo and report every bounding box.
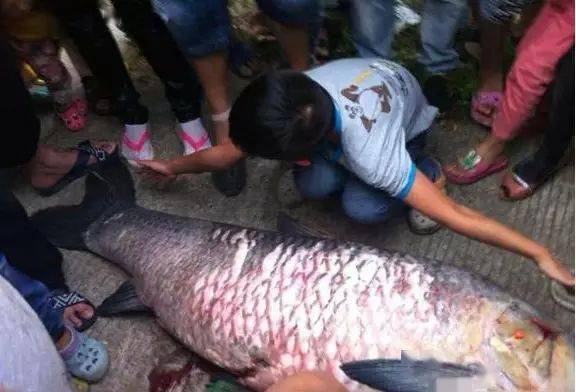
[57,99,88,132]
[444,150,508,185]
[34,140,118,197]
[49,291,98,332]
[500,154,570,201]
[500,171,534,201]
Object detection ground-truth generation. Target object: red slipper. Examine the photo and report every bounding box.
[57,98,88,132]
[444,150,509,185]
[500,171,534,201]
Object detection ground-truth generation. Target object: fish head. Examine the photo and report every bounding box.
[486,302,574,391]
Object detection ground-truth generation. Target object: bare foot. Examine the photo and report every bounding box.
[30,141,116,189]
[63,302,95,329]
[474,136,506,165]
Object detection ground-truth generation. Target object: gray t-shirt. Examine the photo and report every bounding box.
[305,58,437,198]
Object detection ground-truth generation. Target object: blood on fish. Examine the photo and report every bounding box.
[148,361,194,392]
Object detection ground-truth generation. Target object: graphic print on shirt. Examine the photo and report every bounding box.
[340,80,392,133]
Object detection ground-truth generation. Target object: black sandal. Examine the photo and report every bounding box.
[49,290,98,332]
[34,140,118,197]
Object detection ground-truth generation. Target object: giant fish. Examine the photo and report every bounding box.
[0,274,73,392]
[32,163,574,391]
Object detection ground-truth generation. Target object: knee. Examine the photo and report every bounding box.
[293,167,344,200]
[342,198,388,224]
[341,190,403,225]
[257,0,320,26]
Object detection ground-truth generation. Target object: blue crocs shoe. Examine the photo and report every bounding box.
[58,325,109,383]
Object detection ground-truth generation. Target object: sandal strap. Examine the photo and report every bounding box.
[77,140,109,162]
[511,172,531,190]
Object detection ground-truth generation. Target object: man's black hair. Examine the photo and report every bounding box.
[230,70,334,160]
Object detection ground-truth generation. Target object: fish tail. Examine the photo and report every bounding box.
[30,161,135,250]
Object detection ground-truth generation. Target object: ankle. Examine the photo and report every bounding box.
[478,74,503,92]
[477,138,505,158]
[55,328,72,350]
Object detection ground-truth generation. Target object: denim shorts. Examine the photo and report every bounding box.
[152,0,321,57]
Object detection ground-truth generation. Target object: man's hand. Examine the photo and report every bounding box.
[534,251,575,286]
[136,159,175,178]
[135,159,177,189]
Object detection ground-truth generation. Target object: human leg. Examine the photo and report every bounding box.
[293,155,348,200]
[347,0,396,59]
[501,47,574,199]
[256,0,322,70]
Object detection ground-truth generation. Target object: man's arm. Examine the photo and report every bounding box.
[137,142,245,176]
[404,171,574,285]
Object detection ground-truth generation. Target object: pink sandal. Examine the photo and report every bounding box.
[471,91,502,127]
[444,150,509,185]
[57,99,88,132]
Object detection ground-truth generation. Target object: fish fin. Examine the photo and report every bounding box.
[96,280,152,317]
[340,353,484,392]
[276,212,328,239]
[31,159,135,250]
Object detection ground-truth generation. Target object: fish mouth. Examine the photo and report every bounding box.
[489,306,568,390]
[546,334,575,391]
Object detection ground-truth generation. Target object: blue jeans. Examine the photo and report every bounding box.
[348,0,468,74]
[0,253,65,341]
[153,0,321,57]
[294,134,438,224]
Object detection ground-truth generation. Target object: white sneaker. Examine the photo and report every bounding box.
[408,208,441,235]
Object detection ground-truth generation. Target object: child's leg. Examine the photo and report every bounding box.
[0,254,109,382]
[0,253,65,341]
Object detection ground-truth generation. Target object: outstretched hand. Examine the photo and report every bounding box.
[136,159,175,178]
[135,159,178,189]
[535,251,575,286]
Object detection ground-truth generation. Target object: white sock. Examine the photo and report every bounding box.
[179,118,211,155]
[125,123,147,139]
[122,123,154,161]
